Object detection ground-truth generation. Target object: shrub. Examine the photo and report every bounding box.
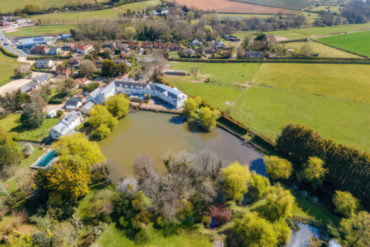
[22,143,34,157]
[209,204,232,227]
[264,156,292,180]
[333,191,359,218]
[297,157,328,189]
[56,110,63,118]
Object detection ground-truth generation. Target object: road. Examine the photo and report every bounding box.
[0,29,27,57]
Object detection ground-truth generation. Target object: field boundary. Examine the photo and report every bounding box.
[169,57,370,64]
[312,39,369,58]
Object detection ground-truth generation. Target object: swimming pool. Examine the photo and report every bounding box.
[31,150,58,169]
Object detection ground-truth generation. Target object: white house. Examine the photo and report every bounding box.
[46,110,57,118]
[87,82,116,105]
[80,101,95,115]
[49,111,82,140]
[35,59,54,69]
[64,97,84,111]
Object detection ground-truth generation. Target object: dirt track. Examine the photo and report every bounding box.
[175,0,295,14]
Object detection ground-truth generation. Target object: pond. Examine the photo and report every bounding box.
[99,111,265,182]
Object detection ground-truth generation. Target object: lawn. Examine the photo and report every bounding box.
[167,62,370,152]
[283,40,360,58]
[31,0,160,25]
[96,224,213,247]
[317,31,370,57]
[0,113,59,142]
[6,25,75,37]
[0,0,102,13]
[0,52,19,87]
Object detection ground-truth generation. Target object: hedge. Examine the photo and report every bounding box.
[276,124,370,207]
[27,55,72,60]
[168,57,370,64]
[0,46,18,58]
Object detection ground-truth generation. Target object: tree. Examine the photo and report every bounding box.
[61,78,76,95]
[104,94,130,119]
[14,64,30,78]
[45,155,90,199]
[298,157,327,189]
[298,44,313,58]
[91,124,111,141]
[222,162,251,204]
[261,184,294,222]
[79,59,96,78]
[124,26,137,40]
[102,59,116,77]
[197,107,220,131]
[187,11,194,23]
[183,97,201,118]
[209,204,232,227]
[339,211,370,247]
[264,156,292,180]
[88,105,118,131]
[0,127,21,169]
[227,211,278,247]
[20,106,44,128]
[52,133,106,167]
[248,172,271,202]
[333,191,359,218]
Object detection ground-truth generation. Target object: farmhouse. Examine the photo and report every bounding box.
[49,111,83,140]
[74,44,94,55]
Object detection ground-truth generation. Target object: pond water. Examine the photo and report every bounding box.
[99,111,265,182]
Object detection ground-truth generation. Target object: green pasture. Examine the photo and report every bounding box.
[230,86,370,152]
[0,0,101,13]
[6,25,74,37]
[31,0,160,24]
[167,62,370,152]
[253,63,370,103]
[0,52,19,87]
[317,31,370,57]
[283,41,360,58]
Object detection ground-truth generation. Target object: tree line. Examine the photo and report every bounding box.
[276,124,370,208]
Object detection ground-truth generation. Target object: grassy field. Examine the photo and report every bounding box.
[0,113,59,142]
[283,41,360,58]
[234,22,370,40]
[232,0,311,9]
[31,0,160,24]
[0,52,19,87]
[167,62,370,152]
[6,25,74,37]
[0,0,102,13]
[317,31,370,57]
[97,224,212,247]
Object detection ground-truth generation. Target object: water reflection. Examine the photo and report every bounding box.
[99,111,263,183]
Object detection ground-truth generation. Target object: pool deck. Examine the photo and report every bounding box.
[30,149,58,169]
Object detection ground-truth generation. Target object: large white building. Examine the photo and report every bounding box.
[87,79,187,109]
[49,111,82,140]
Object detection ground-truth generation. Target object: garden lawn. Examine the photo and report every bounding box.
[96,224,212,247]
[230,86,370,152]
[0,113,59,142]
[252,63,370,104]
[31,0,160,24]
[0,52,19,87]
[283,41,360,58]
[7,25,75,37]
[317,31,370,57]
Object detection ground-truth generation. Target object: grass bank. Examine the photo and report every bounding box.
[0,53,19,87]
